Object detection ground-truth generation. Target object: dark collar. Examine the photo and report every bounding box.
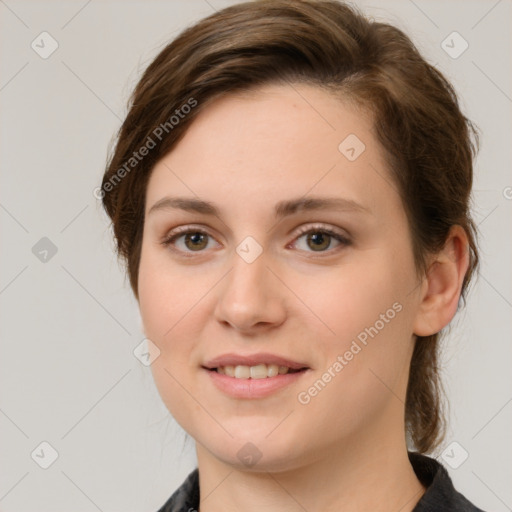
[157,452,484,511]
[408,452,484,511]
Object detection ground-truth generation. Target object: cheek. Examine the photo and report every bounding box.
[137,245,213,385]
[138,246,194,340]
[303,254,413,344]
[295,252,416,411]
[295,296,413,439]
[138,252,201,423]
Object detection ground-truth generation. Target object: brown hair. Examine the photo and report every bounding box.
[100,0,479,454]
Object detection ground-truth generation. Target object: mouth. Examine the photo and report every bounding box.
[202,352,310,378]
[204,364,308,379]
[201,353,310,398]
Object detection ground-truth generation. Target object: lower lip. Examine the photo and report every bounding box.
[204,368,309,399]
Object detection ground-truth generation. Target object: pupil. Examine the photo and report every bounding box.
[309,232,329,250]
[187,232,206,250]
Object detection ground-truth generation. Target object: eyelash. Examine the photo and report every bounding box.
[160,224,351,257]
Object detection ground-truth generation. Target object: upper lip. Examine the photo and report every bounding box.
[202,352,309,370]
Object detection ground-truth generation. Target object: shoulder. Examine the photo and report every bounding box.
[409,452,486,512]
[156,468,200,512]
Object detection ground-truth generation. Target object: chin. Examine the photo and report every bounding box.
[198,427,309,473]
[216,448,303,474]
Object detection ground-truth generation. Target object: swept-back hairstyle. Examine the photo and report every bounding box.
[101,0,479,453]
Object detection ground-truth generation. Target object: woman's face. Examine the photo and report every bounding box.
[138,83,424,470]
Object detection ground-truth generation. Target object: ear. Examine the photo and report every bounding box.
[412,225,470,337]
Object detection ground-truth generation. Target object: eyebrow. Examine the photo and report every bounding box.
[147,195,370,219]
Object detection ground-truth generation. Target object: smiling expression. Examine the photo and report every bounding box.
[137,82,424,471]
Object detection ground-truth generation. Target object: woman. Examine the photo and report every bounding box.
[100,1,484,510]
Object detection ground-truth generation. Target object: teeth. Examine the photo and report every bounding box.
[234,365,250,379]
[216,364,292,378]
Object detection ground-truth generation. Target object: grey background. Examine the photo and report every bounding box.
[0,0,511,511]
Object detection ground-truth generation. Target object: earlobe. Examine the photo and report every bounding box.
[412,226,470,337]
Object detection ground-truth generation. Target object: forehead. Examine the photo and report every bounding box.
[145,83,399,220]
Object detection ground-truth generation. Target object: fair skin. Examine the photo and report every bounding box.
[138,83,469,512]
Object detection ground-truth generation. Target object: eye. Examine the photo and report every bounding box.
[160,224,351,256]
[290,225,351,254]
[161,227,218,254]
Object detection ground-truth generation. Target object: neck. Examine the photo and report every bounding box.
[195,421,425,512]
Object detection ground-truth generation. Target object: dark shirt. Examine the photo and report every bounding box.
[157,452,485,511]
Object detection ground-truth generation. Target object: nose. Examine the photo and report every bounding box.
[213,248,287,334]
